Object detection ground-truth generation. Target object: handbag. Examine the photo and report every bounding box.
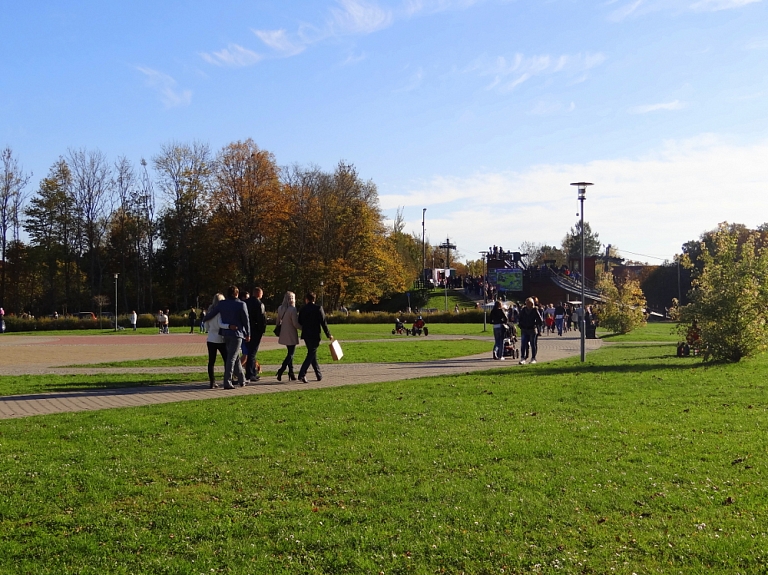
[273,309,285,337]
[329,339,343,361]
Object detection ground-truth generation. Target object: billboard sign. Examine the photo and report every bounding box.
[492,268,523,292]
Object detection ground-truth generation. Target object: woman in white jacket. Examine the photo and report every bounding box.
[275,291,302,381]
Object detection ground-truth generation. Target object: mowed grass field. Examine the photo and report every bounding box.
[0,340,766,574]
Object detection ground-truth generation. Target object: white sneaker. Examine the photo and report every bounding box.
[499,356,505,361]
[530,359,537,364]
[519,359,527,365]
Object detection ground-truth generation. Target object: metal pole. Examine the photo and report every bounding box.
[580,198,585,362]
[114,273,119,332]
[677,256,681,305]
[422,208,426,287]
[571,182,593,363]
[480,251,488,332]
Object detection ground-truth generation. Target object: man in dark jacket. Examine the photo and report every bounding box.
[297,291,332,383]
[245,287,267,382]
[518,297,543,365]
[203,285,250,389]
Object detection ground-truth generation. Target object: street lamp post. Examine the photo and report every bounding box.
[570,182,593,362]
[479,251,489,332]
[114,273,119,332]
[320,281,324,309]
[439,237,456,312]
[422,208,426,287]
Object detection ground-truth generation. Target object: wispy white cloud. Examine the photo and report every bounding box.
[744,38,768,49]
[383,135,768,262]
[252,29,307,57]
[608,0,646,21]
[249,0,394,59]
[135,67,191,108]
[215,0,482,65]
[393,66,424,92]
[471,52,606,92]
[690,0,761,11]
[330,0,393,34]
[200,44,263,67]
[401,0,483,16]
[607,0,761,20]
[529,100,576,115]
[629,100,685,113]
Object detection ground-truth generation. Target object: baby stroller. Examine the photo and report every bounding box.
[392,318,407,335]
[502,323,519,359]
[409,316,429,336]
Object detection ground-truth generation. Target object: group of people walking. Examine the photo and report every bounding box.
[203,287,332,389]
[490,298,544,365]
[489,298,593,365]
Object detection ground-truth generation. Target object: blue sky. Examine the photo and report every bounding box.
[3,0,768,264]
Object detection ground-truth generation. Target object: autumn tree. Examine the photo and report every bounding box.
[596,270,646,334]
[680,223,768,362]
[209,139,283,291]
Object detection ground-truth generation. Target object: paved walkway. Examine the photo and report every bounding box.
[0,332,601,420]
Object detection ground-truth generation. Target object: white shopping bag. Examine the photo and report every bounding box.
[329,339,343,361]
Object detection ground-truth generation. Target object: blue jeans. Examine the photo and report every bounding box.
[223,336,246,386]
[520,328,537,360]
[555,317,564,336]
[493,325,505,359]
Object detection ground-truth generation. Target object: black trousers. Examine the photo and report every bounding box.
[298,339,321,379]
[245,332,263,379]
[206,341,227,383]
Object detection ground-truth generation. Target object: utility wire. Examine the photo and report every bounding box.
[617,249,674,262]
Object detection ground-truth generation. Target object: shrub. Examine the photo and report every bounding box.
[596,273,647,334]
[679,224,768,362]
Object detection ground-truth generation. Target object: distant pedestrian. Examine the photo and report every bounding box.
[275,291,301,382]
[188,308,197,334]
[297,291,333,383]
[245,287,267,382]
[204,294,226,389]
[518,297,543,365]
[489,300,508,360]
[130,310,137,331]
[203,285,250,389]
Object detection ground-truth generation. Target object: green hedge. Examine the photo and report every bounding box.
[0,310,486,333]
[322,309,485,325]
[1,314,193,333]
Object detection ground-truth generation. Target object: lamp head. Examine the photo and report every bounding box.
[570,182,593,201]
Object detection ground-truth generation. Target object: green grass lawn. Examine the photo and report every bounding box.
[62,338,493,370]
[424,289,478,312]
[598,321,679,342]
[1,343,766,573]
[5,323,493,339]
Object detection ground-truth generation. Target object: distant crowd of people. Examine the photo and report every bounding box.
[488,297,597,364]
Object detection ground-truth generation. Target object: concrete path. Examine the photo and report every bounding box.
[0,332,601,420]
